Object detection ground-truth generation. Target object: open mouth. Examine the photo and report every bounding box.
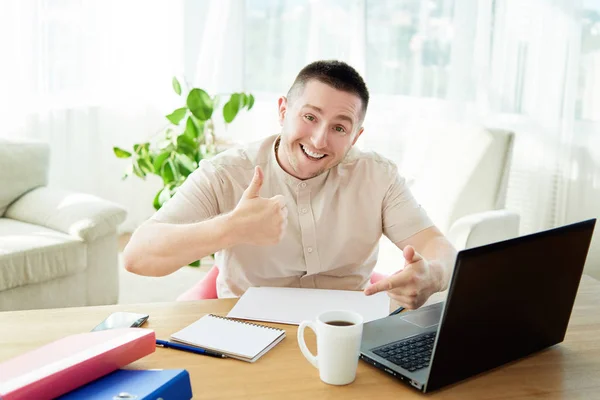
[300,144,327,161]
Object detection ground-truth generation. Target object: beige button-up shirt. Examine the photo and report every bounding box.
[152,134,432,297]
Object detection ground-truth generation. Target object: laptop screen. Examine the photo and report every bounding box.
[425,219,596,392]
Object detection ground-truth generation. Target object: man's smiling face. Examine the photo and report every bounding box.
[276,79,365,180]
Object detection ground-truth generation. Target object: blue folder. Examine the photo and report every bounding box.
[57,369,193,400]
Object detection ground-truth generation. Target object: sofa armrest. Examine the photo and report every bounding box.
[447,210,520,250]
[5,187,127,241]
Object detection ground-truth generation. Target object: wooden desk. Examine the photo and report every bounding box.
[1,276,599,399]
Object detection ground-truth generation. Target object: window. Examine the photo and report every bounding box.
[40,0,85,95]
[366,0,455,97]
[577,3,600,121]
[244,0,470,100]
[245,0,363,92]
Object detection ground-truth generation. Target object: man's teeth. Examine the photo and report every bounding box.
[301,144,325,159]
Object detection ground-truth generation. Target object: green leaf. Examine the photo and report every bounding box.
[184,116,199,139]
[153,188,162,210]
[240,93,248,107]
[175,153,197,175]
[132,162,145,179]
[113,147,132,158]
[176,134,197,154]
[187,88,213,121]
[172,77,182,96]
[133,142,150,156]
[223,93,241,123]
[153,151,170,172]
[152,187,172,210]
[160,159,178,184]
[189,260,200,267]
[166,107,187,125]
[138,157,154,174]
[247,94,255,110]
[170,159,181,181]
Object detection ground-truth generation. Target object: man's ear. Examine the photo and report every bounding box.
[277,96,288,127]
[352,127,364,146]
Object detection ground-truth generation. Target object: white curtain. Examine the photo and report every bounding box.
[483,0,580,232]
[2,0,599,267]
[0,0,185,231]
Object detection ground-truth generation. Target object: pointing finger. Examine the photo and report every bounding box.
[364,270,410,296]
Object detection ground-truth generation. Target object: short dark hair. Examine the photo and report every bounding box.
[287,60,370,120]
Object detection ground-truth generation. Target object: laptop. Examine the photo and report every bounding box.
[360,218,596,393]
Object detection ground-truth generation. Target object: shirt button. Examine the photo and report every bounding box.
[299,182,307,188]
[307,247,313,253]
[301,208,308,214]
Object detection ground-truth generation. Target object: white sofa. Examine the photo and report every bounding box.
[376,122,519,272]
[0,139,127,311]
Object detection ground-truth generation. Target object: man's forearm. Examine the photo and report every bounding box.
[123,213,241,277]
[421,237,457,292]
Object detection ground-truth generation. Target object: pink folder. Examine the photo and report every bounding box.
[0,328,156,400]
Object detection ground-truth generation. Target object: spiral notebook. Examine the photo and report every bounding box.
[170,314,286,363]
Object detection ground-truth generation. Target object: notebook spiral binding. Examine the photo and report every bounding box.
[208,314,284,331]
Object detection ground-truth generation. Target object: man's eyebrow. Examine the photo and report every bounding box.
[302,104,354,126]
[334,114,354,126]
[303,104,323,113]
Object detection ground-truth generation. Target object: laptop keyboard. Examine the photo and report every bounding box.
[371,332,436,372]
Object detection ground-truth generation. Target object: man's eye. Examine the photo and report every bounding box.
[304,115,315,121]
[335,126,346,133]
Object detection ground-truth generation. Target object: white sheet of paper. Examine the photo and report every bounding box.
[226,287,390,325]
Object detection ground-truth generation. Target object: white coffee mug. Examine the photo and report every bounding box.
[297,310,364,385]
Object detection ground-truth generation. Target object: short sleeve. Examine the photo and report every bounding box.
[382,164,433,243]
[151,159,224,224]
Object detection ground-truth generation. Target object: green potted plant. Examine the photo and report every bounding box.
[113,78,254,266]
[113,77,254,210]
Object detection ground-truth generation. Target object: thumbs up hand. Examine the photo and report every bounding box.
[232,166,288,246]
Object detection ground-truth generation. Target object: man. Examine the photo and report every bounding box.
[124,60,457,310]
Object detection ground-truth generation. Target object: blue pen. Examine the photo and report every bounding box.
[156,339,227,358]
[389,306,405,316]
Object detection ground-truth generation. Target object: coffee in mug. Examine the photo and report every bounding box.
[325,320,354,327]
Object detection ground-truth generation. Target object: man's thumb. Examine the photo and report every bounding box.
[243,166,263,198]
[403,245,422,264]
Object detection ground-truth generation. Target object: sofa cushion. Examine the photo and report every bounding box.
[0,139,50,217]
[5,187,128,242]
[0,218,86,292]
[399,120,512,233]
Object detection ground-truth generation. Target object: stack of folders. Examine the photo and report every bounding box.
[170,314,286,362]
[57,369,193,400]
[0,328,194,400]
[0,328,156,400]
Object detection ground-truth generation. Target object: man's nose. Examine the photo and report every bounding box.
[311,126,328,149]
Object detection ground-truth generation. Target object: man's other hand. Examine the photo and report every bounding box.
[363,245,444,310]
[232,166,288,246]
